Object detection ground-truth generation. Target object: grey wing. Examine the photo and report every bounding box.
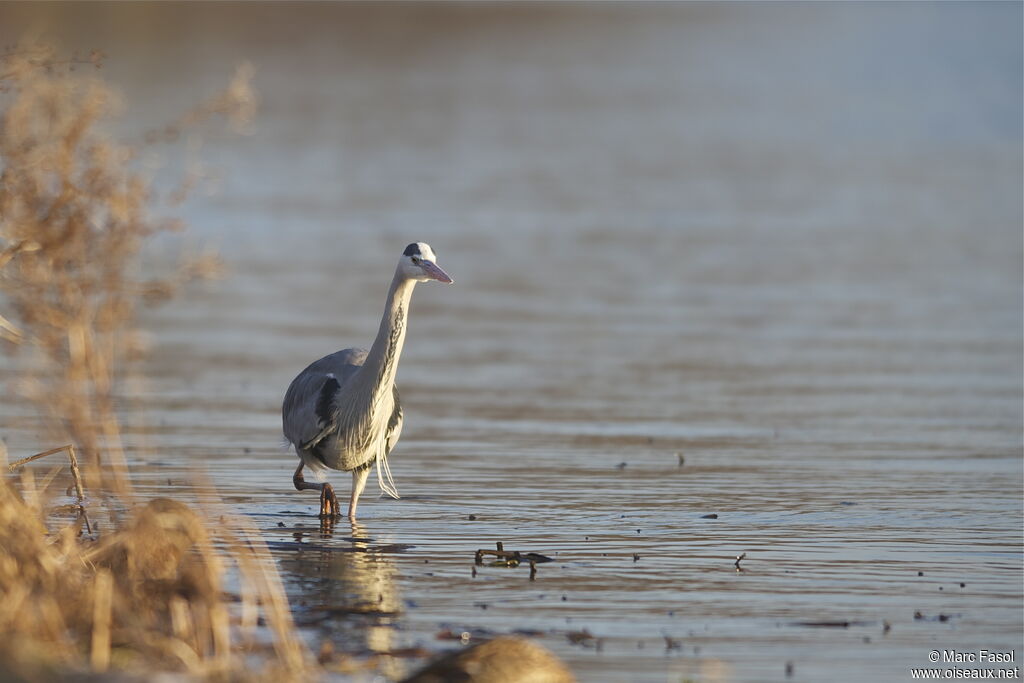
[282,348,368,452]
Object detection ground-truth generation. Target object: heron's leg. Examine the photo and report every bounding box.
[292,462,312,491]
[292,462,340,518]
[348,467,372,519]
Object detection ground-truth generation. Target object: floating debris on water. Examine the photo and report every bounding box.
[566,629,595,647]
[475,541,553,565]
[474,541,554,581]
[735,552,747,570]
[701,513,718,519]
[914,611,958,622]
[791,620,873,628]
[435,627,495,643]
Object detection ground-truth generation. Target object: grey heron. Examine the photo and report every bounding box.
[282,242,453,518]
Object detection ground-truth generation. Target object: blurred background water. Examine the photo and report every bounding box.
[1,3,1021,681]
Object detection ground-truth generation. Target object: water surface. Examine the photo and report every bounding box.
[1,4,1021,681]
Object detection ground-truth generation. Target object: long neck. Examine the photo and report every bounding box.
[361,268,416,396]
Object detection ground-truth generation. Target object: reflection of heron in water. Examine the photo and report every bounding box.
[277,519,403,675]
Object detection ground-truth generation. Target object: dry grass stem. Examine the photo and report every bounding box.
[7,443,91,533]
[8,443,85,502]
[90,568,113,672]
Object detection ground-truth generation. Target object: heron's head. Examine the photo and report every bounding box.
[399,242,453,284]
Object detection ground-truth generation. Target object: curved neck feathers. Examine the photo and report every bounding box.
[360,267,416,397]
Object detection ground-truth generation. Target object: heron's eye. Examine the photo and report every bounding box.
[411,256,421,265]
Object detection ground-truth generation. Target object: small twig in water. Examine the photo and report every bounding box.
[8,444,72,471]
[734,552,747,570]
[8,444,84,499]
[8,444,90,533]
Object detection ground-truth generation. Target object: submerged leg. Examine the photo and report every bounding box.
[292,462,340,518]
[348,467,372,519]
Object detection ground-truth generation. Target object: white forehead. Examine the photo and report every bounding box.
[412,242,436,260]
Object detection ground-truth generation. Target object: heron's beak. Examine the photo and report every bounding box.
[421,261,454,284]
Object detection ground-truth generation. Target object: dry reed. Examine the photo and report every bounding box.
[0,43,248,496]
[0,44,314,679]
[0,475,311,679]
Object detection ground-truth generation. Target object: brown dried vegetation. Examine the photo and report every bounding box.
[0,44,313,679]
[0,480,309,679]
[0,44,244,493]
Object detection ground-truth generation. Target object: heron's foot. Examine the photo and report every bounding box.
[319,483,340,518]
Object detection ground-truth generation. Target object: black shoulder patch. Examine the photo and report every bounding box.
[315,375,340,425]
[403,243,422,256]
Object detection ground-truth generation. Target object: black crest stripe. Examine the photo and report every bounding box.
[403,243,422,256]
